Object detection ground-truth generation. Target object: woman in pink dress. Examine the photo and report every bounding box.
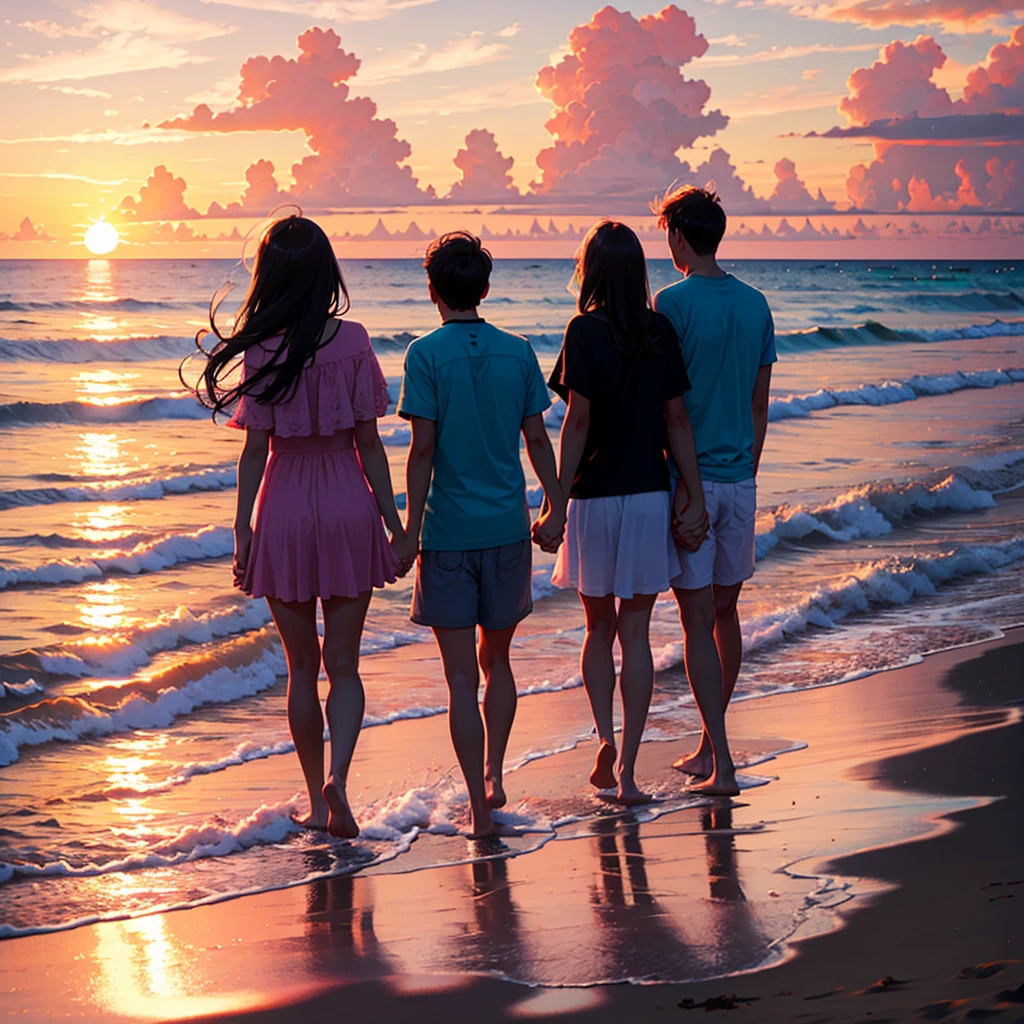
[189,215,416,839]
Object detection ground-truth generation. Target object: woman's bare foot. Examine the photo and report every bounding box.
[467,808,499,839]
[615,778,654,806]
[291,809,328,831]
[672,750,713,777]
[589,741,618,790]
[485,773,507,810]
[322,777,359,839]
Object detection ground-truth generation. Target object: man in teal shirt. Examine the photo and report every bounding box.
[653,185,776,797]
[399,231,562,838]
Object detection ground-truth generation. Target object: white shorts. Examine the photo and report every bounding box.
[553,491,681,599]
[671,478,757,591]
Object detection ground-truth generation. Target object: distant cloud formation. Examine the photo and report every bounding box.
[446,130,521,202]
[767,0,1020,34]
[769,158,834,211]
[161,26,434,206]
[831,26,1024,210]
[120,165,198,220]
[207,160,288,218]
[531,5,728,198]
[0,217,54,242]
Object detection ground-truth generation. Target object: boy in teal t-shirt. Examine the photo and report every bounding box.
[652,185,776,797]
[399,231,562,838]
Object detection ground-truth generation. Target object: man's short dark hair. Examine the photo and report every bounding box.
[652,184,726,256]
[423,231,493,310]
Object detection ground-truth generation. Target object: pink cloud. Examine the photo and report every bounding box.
[839,35,953,126]
[962,24,1024,113]
[207,159,289,217]
[531,5,729,198]
[160,26,433,206]
[446,129,520,202]
[768,0,1019,35]
[769,157,834,211]
[120,165,198,221]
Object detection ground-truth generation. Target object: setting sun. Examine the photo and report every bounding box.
[84,219,119,256]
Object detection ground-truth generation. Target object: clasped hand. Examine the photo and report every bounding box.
[672,500,708,552]
[532,502,565,554]
[390,529,418,578]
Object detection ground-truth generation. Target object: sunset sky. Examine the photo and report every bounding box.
[0,0,1021,256]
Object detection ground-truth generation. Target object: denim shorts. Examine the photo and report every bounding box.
[411,539,533,631]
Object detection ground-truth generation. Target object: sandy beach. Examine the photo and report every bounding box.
[2,627,1020,1022]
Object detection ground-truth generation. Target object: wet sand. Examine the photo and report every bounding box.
[1,629,1021,1022]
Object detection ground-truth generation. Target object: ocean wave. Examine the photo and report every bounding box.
[654,534,1024,674]
[0,395,206,427]
[0,525,233,592]
[774,317,1024,352]
[0,465,236,511]
[0,336,194,363]
[755,462,1023,560]
[769,366,1024,421]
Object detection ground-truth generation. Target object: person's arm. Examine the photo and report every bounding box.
[556,389,590,499]
[751,364,772,476]
[664,397,708,551]
[404,415,436,549]
[355,418,416,572]
[523,413,563,551]
[233,427,270,585]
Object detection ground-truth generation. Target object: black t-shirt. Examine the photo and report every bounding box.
[548,311,690,500]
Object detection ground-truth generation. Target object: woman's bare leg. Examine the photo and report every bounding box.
[267,597,327,829]
[614,593,658,805]
[320,591,372,840]
[579,593,618,790]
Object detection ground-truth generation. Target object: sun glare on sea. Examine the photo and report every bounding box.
[84,218,120,256]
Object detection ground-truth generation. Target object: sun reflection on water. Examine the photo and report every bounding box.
[78,578,130,633]
[73,369,141,407]
[71,503,135,543]
[76,260,130,339]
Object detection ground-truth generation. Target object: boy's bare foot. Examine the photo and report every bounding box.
[692,768,740,797]
[485,774,507,810]
[672,750,713,777]
[614,780,654,806]
[589,741,618,790]
[322,777,359,839]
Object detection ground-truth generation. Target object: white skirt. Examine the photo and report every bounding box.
[552,491,681,599]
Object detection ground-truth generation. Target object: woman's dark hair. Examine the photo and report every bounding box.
[423,230,492,311]
[184,214,349,418]
[572,220,657,359]
[652,184,726,256]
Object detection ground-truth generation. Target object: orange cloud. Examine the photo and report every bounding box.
[446,130,520,202]
[120,165,198,221]
[769,158,834,211]
[767,0,1020,35]
[160,27,434,206]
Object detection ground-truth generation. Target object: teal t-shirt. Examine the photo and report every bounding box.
[654,274,776,482]
[397,319,551,551]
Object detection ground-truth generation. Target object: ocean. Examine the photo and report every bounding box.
[1,256,1022,973]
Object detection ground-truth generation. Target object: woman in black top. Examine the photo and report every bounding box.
[534,221,707,805]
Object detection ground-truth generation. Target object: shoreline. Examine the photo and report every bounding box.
[1,627,1020,1021]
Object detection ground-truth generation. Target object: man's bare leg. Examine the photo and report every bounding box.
[675,581,744,777]
[579,594,619,789]
[478,624,518,809]
[433,626,497,838]
[672,585,738,796]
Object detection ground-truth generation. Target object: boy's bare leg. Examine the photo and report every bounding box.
[672,585,739,796]
[433,626,498,838]
[478,624,518,809]
[676,581,744,776]
[579,594,619,789]
[614,594,658,805]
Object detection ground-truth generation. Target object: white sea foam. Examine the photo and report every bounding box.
[0,525,234,591]
[1,678,43,699]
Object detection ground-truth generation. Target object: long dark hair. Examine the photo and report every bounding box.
[184,214,349,417]
[572,220,657,359]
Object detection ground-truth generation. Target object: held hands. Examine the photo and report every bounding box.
[390,528,418,578]
[232,523,252,589]
[532,499,566,554]
[672,483,709,552]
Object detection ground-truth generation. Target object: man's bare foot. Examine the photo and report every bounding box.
[672,750,713,777]
[485,774,507,810]
[589,741,618,790]
[615,779,654,806]
[692,769,740,797]
[466,810,499,839]
[322,777,359,839]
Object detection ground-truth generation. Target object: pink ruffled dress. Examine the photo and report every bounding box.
[227,320,399,602]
